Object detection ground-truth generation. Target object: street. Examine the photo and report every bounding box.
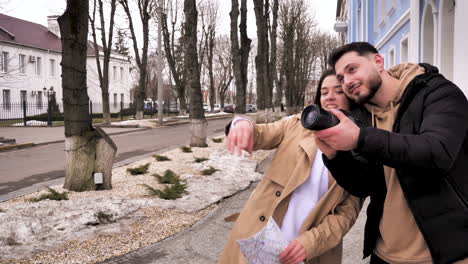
[0,118,230,196]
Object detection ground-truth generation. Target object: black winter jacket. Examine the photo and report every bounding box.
[324,64,468,264]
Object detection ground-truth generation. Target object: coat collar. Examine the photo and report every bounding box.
[298,129,317,162]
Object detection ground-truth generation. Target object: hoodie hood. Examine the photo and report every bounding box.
[365,63,425,127]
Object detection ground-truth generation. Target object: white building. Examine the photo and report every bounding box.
[0,13,131,115]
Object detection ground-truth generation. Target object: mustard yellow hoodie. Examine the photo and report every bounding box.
[365,63,433,264]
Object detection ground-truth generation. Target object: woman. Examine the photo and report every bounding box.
[219,69,361,264]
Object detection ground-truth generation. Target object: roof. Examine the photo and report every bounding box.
[0,13,62,52]
[0,13,124,58]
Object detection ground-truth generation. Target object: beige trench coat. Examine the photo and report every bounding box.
[218,115,362,264]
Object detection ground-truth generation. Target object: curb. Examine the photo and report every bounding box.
[0,142,35,152]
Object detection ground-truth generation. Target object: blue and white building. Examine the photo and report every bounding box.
[334,0,468,96]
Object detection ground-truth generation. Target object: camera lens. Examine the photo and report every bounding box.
[301,104,339,130]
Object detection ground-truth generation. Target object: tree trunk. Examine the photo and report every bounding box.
[230,0,251,115]
[162,12,187,115]
[270,0,280,109]
[184,0,207,147]
[59,0,96,191]
[253,0,271,111]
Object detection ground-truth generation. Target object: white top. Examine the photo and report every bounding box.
[230,117,329,241]
[280,149,329,242]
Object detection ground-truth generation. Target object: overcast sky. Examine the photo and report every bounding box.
[2,0,337,40]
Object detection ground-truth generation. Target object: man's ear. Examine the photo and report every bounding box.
[372,54,385,72]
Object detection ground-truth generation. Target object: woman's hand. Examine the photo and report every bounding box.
[279,240,306,264]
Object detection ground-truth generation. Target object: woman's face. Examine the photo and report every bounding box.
[319,75,350,111]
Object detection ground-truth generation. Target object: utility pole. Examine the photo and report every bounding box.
[157,0,164,125]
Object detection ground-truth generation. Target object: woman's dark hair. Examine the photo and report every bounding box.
[314,68,336,107]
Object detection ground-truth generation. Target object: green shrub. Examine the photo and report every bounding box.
[180,146,192,153]
[141,181,188,200]
[194,157,209,163]
[201,166,219,175]
[212,137,223,143]
[30,187,69,202]
[127,163,150,175]
[153,170,180,184]
[153,154,171,161]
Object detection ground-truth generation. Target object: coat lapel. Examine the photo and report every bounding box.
[298,130,317,162]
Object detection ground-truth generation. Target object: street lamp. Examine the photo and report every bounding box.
[43,86,55,126]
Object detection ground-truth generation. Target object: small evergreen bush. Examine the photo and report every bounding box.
[127,163,150,175]
[153,170,180,184]
[30,187,69,202]
[194,157,209,163]
[153,154,171,161]
[212,137,223,143]
[180,146,192,153]
[201,166,219,175]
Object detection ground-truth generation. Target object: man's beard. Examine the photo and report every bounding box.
[351,73,382,104]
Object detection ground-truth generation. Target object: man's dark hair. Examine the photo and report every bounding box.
[328,42,379,69]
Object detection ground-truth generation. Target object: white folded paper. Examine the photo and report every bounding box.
[236,217,304,264]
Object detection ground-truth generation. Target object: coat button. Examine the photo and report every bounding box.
[275,191,281,197]
[259,215,265,221]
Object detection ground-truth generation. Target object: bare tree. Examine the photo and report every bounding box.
[59,0,117,191]
[279,0,319,114]
[252,0,271,112]
[270,0,281,111]
[213,35,233,109]
[89,0,118,124]
[161,0,188,115]
[119,0,155,119]
[200,0,218,113]
[184,0,207,146]
[230,0,251,114]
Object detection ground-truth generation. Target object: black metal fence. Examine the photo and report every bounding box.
[0,100,167,126]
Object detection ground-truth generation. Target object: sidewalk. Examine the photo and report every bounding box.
[100,156,369,264]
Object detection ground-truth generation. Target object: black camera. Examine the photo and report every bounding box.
[300,104,357,130]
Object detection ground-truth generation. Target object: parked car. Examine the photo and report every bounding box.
[211,104,221,113]
[223,104,235,113]
[203,103,209,112]
[246,104,256,113]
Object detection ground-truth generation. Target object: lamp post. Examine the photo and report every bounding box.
[44,86,55,126]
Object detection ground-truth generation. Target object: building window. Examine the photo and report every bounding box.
[1,51,9,73]
[35,57,42,76]
[50,59,56,77]
[20,90,27,104]
[401,37,409,63]
[2,89,11,110]
[389,48,395,68]
[37,91,43,108]
[19,54,26,74]
[113,66,117,80]
[120,67,124,81]
[120,93,124,107]
[114,93,118,107]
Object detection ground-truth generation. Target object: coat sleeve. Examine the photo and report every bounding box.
[323,151,382,198]
[355,80,468,174]
[295,193,362,260]
[225,115,298,151]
